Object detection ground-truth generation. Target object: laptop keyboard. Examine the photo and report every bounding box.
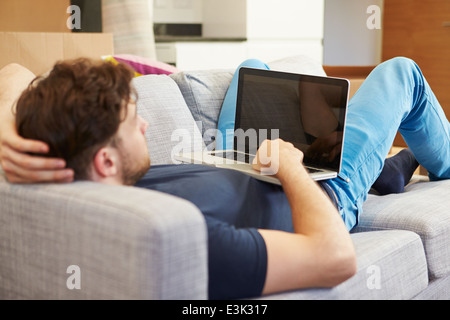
[211,151,255,164]
[211,151,324,174]
[306,167,322,174]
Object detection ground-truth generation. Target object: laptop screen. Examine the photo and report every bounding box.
[235,67,349,172]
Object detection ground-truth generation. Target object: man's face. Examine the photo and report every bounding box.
[114,100,151,185]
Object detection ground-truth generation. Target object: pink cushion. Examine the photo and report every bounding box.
[104,54,180,76]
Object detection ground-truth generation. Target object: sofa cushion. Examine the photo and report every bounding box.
[267,55,327,76]
[356,179,450,280]
[170,70,234,150]
[258,230,428,300]
[413,275,450,300]
[103,54,180,76]
[133,74,205,165]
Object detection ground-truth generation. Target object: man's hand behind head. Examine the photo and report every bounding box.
[0,120,74,184]
[0,62,74,184]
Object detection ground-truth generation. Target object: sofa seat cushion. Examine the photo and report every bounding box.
[257,230,428,300]
[413,274,450,300]
[133,74,205,165]
[356,179,450,280]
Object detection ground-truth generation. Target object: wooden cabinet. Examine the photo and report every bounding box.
[383,0,450,147]
[0,0,70,32]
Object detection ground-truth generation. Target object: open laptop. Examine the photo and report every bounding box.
[175,67,350,185]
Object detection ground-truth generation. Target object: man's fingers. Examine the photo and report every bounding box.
[0,133,73,184]
[2,159,74,184]
[252,156,261,171]
[6,172,73,184]
[3,134,49,154]
[2,145,65,170]
[253,139,284,176]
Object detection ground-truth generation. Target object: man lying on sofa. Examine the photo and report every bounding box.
[1,57,449,299]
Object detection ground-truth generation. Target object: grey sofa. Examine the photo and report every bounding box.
[1,56,449,300]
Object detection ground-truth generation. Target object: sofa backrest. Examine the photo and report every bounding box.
[133,74,205,165]
[170,69,234,150]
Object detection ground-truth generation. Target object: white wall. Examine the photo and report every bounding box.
[202,0,247,38]
[246,0,324,40]
[154,0,325,65]
[155,0,324,41]
[153,0,202,23]
[323,0,384,66]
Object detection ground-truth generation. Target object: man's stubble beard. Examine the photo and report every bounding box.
[119,147,151,186]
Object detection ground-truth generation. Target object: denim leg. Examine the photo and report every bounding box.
[217,59,270,150]
[326,57,450,231]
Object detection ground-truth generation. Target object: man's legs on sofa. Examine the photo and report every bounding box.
[372,149,419,195]
[326,57,450,230]
[217,57,450,230]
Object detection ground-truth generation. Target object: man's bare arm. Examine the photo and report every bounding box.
[0,63,74,183]
[253,139,356,295]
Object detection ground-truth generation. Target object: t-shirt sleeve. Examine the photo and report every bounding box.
[205,216,267,300]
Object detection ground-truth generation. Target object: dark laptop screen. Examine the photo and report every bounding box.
[235,67,349,172]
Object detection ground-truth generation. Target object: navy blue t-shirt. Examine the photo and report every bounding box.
[135,164,335,299]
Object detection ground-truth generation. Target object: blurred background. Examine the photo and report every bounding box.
[0,0,384,68]
[1,0,449,144]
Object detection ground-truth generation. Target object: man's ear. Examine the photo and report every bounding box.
[92,146,119,178]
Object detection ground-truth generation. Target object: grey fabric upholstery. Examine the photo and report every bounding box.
[258,230,428,300]
[170,70,233,150]
[0,181,208,299]
[268,55,327,76]
[133,74,205,165]
[413,275,450,300]
[355,180,450,279]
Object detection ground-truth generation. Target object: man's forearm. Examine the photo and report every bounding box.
[280,164,356,285]
[280,165,343,236]
[0,63,35,123]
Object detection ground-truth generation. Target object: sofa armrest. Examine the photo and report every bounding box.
[0,180,208,299]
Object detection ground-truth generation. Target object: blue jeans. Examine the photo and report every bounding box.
[217,57,450,231]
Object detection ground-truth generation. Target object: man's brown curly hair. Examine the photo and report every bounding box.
[15,58,136,180]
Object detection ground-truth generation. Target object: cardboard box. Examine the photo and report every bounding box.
[0,32,114,75]
[0,0,70,33]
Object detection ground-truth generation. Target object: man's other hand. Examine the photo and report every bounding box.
[252,139,305,182]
